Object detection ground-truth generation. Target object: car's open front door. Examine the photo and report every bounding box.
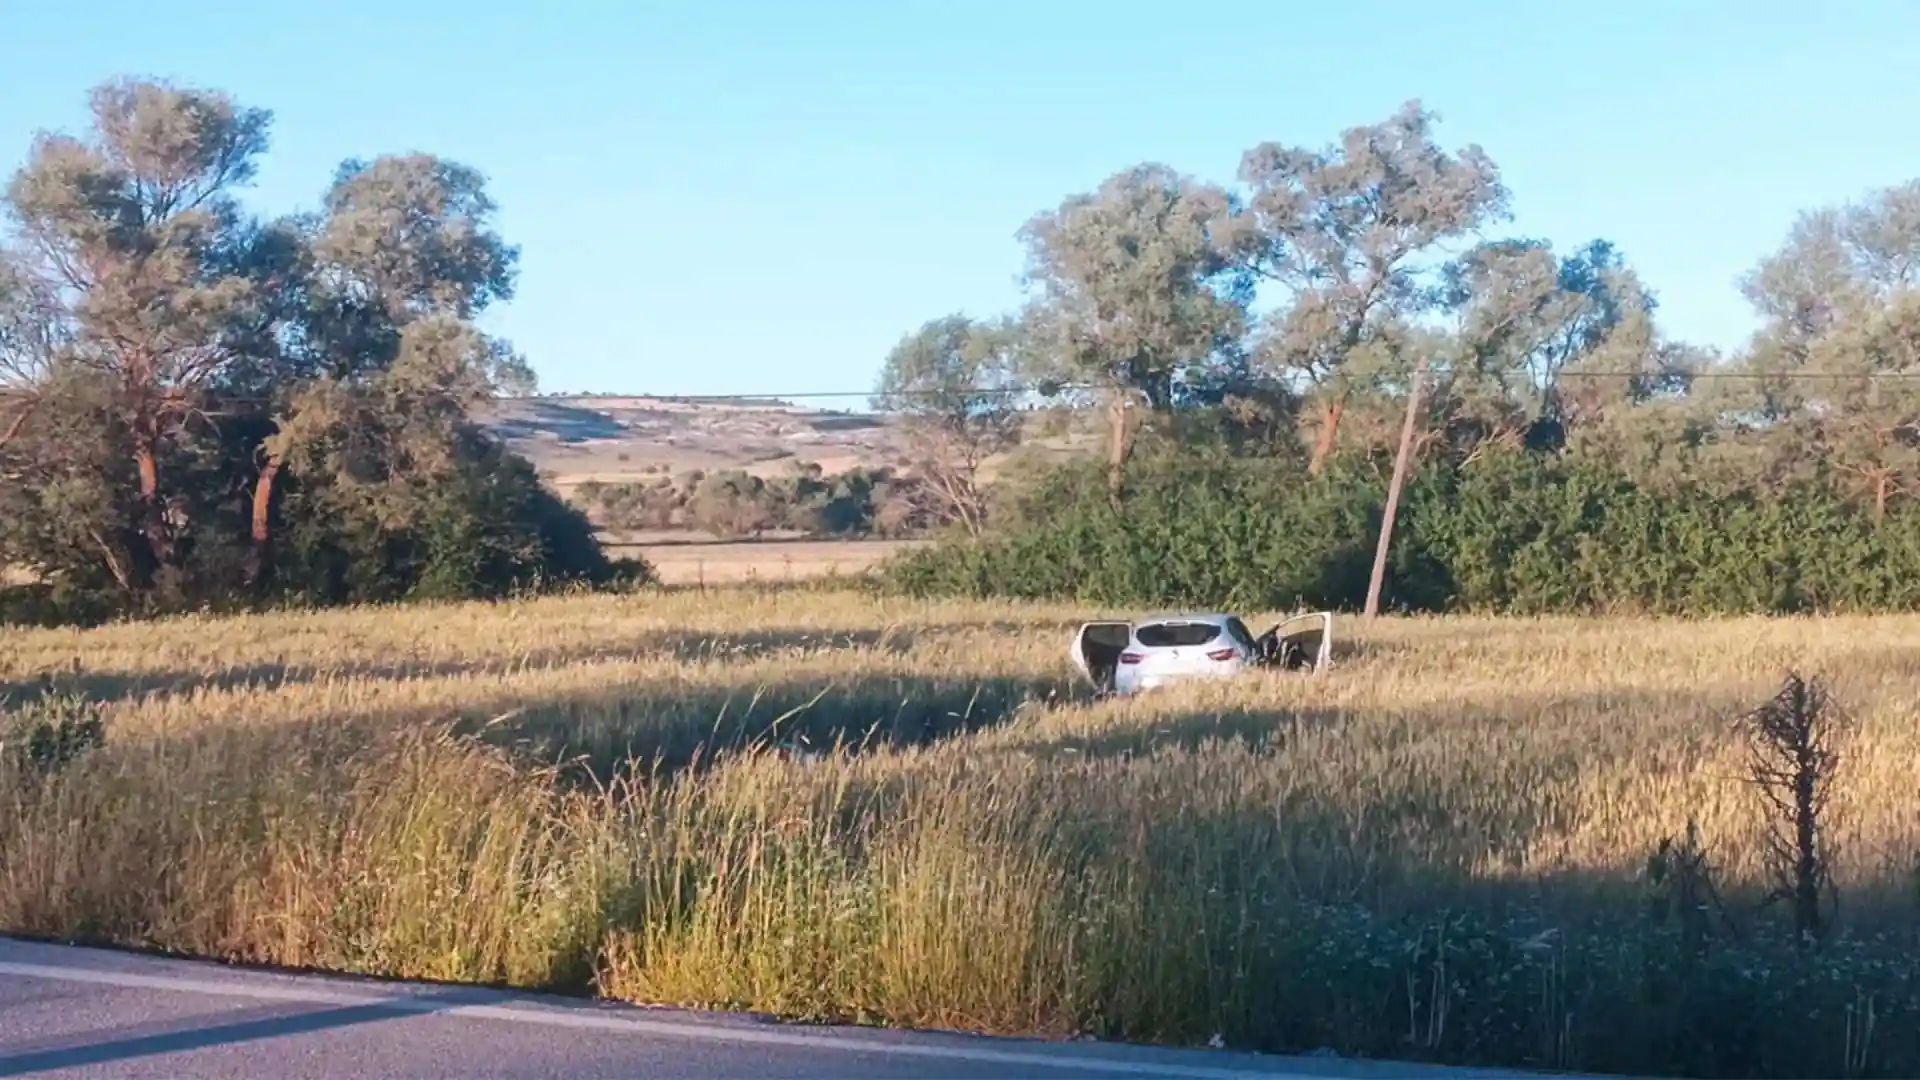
[1253,611,1333,672]
[1071,621,1133,694]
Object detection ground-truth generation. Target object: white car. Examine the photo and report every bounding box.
[1069,611,1334,696]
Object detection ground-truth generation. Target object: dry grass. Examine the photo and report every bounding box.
[612,538,931,585]
[4,591,1920,1076]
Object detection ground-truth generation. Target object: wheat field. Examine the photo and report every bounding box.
[3,588,1920,1077]
[613,538,930,585]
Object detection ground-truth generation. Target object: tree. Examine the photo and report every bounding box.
[1742,210,1867,350]
[0,249,60,449]
[1797,292,1920,518]
[686,471,775,538]
[1016,163,1250,506]
[0,367,137,594]
[1231,101,1510,474]
[872,313,1021,534]
[248,153,530,585]
[1432,238,1657,460]
[3,77,278,587]
[1,77,626,619]
[1721,180,1920,516]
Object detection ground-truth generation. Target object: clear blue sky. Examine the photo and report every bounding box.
[4,0,1918,398]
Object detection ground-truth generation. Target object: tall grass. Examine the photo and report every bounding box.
[4,590,1920,1076]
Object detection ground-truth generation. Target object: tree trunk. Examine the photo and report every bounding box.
[1308,393,1347,476]
[135,440,158,501]
[1106,391,1131,510]
[916,425,989,537]
[926,463,984,537]
[1874,472,1889,521]
[87,528,133,593]
[246,455,282,587]
[131,433,171,578]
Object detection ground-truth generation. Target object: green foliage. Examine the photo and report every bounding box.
[1406,448,1920,615]
[888,444,1920,616]
[0,408,648,623]
[885,448,1392,611]
[272,429,650,606]
[581,464,932,540]
[0,77,633,627]
[1017,163,1250,410]
[1,690,106,772]
[0,584,116,629]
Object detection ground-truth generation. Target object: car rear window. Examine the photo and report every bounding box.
[1134,622,1222,647]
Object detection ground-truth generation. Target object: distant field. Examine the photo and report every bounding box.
[474,393,1103,496]
[618,537,928,584]
[477,395,914,495]
[2,539,923,591]
[4,592,1919,1076]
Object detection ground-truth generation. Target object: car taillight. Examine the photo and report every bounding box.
[1118,652,1143,664]
[1206,648,1236,661]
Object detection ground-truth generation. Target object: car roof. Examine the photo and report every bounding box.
[1133,611,1236,626]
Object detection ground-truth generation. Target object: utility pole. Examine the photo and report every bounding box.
[1364,353,1429,617]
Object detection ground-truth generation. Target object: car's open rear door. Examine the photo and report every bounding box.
[1071,622,1133,694]
[1253,611,1333,672]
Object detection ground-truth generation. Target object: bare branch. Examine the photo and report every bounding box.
[0,396,37,447]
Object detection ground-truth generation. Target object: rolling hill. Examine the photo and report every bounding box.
[474,394,1097,501]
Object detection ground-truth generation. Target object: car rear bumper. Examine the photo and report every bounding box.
[1113,667,1243,694]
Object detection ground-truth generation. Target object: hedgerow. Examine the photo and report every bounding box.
[884,446,1920,616]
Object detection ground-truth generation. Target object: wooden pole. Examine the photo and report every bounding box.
[1364,353,1429,617]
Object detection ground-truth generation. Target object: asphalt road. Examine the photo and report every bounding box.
[0,936,1545,1079]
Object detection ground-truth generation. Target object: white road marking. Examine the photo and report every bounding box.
[0,958,1341,1079]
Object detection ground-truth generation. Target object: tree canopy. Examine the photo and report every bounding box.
[0,76,638,624]
[878,100,1920,614]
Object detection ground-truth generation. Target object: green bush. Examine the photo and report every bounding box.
[886,449,1394,610]
[886,445,1920,616]
[1,690,106,772]
[272,432,652,607]
[582,463,931,540]
[1404,449,1920,614]
[0,411,647,626]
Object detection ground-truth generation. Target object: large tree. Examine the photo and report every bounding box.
[246,153,530,584]
[1231,101,1510,473]
[872,313,1022,535]
[3,78,279,584]
[1431,237,1658,459]
[0,248,60,447]
[1802,291,1920,517]
[1,77,616,616]
[1719,180,1920,514]
[1016,163,1250,505]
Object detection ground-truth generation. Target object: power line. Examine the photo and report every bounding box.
[0,385,1093,407]
[6,370,1920,411]
[518,372,1920,401]
[525,371,1920,402]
